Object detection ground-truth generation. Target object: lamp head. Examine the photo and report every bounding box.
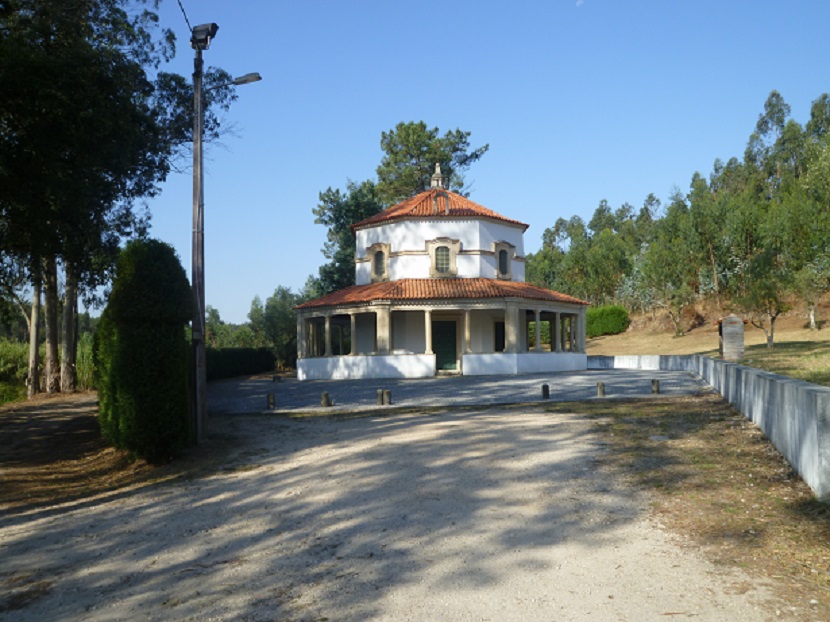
[191,23,219,50]
[232,73,262,86]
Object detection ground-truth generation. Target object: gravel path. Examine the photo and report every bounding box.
[0,374,782,621]
[207,369,710,414]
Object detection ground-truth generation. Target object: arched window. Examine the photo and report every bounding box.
[435,246,450,273]
[498,249,509,275]
[374,250,385,277]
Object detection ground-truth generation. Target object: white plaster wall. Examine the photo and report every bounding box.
[469,310,501,353]
[513,261,526,281]
[355,261,371,285]
[356,220,480,256]
[298,354,435,380]
[463,353,518,375]
[516,352,587,374]
[462,352,587,376]
[355,219,527,284]
[392,311,426,353]
[479,221,525,256]
[389,254,429,281]
[354,313,376,354]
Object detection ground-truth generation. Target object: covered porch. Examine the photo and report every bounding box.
[296,300,587,381]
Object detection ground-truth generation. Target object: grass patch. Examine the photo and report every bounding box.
[741,340,830,387]
[545,394,830,619]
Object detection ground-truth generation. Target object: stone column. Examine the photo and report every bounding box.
[324,314,332,357]
[576,310,586,353]
[554,312,561,352]
[464,309,472,354]
[349,313,357,355]
[534,309,542,352]
[424,309,433,354]
[569,316,576,351]
[505,304,518,353]
[376,305,391,354]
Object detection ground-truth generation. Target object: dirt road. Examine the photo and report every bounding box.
[1,405,781,621]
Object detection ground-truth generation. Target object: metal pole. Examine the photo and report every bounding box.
[192,46,207,443]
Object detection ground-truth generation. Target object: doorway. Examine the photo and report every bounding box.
[432,320,457,371]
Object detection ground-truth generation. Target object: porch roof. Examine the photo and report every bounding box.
[295,277,589,310]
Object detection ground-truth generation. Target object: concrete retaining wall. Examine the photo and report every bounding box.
[588,354,830,500]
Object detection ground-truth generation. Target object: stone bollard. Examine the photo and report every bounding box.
[267,393,275,409]
[383,389,392,405]
[652,379,660,394]
[321,391,331,407]
[597,382,606,397]
[377,389,385,405]
[541,383,550,399]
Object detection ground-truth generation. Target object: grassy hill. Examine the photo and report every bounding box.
[587,300,830,387]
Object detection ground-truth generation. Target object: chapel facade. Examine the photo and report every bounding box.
[295,166,589,380]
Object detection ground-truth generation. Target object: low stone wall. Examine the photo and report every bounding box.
[298,354,436,381]
[463,352,587,376]
[588,354,830,500]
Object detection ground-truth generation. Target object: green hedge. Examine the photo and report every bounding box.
[207,347,275,381]
[95,240,193,463]
[586,305,630,338]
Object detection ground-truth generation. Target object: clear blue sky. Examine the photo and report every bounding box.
[145,0,830,324]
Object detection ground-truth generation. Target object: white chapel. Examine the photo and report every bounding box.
[295,165,588,380]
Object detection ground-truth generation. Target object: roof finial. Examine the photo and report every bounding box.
[430,162,445,189]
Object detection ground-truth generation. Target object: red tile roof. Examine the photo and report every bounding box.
[352,188,529,232]
[295,278,589,310]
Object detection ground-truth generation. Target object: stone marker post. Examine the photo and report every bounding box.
[720,314,745,361]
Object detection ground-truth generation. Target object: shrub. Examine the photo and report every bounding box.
[0,339,29,405]
[95,240,193,463]
[587,305,630,338]
[206,347,275,381]
[76,332,96,391]
[0,338,28,384]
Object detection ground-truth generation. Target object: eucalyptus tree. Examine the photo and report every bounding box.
[0,0,236,394]
[641,191,697,335]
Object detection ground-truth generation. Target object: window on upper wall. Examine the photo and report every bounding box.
[494,242,515,280]
[498,249,509,275]
[428,238,460,278]
[435,246,450,273]
[374,250,385,277]
[367,242,390,282]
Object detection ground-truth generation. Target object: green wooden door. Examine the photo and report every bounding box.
[432,320,457,371]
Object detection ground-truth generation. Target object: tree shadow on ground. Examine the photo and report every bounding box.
[1,401,664,620]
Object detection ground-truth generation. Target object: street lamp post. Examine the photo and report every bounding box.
[191,23,260,443]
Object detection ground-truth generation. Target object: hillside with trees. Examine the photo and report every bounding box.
[526,90,830,347]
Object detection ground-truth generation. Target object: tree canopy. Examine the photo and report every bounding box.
[376,121,490,205]
[0,0,237,395]
[525,89,830,345]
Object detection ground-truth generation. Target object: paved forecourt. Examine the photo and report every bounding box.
[207,369,710,415]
